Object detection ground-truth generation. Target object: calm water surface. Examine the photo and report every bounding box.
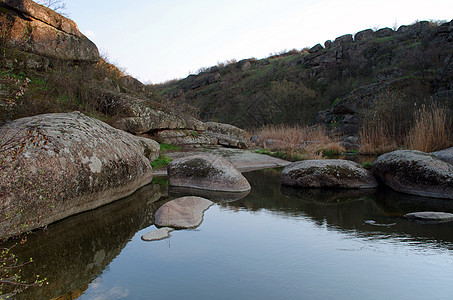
[11,169,453,299]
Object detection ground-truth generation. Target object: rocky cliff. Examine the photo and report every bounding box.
[157,20,453,134]
[0,0,99,67]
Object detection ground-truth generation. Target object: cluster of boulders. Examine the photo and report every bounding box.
[281,149,453,200]
[141,153,252,241]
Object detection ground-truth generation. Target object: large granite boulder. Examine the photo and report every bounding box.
[371,150,453,199]
[167,154,251,192]
[281,159,378,189]
[204,121,249,149]
[431,147,453,165]
[154,196,213,229]
[0,112,159,239]
[0,0,99,62]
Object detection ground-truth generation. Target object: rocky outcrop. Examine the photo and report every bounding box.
[281,159,378,189]
[0,0,99,63]
[152,130,216,147]
[0,112,159,239]
[159,20,453,132]
[154,196,213,229]
[204,122,249,148]
[167,154,251,192]
[316,77,429,135]
[371,150,453,199]
[106,93,205,134]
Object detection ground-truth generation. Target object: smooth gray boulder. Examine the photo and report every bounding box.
[154,196,213,229]
[141,227,174,241]
[0,112,158,239]
[404,212,453,223]
[281,159,378,188]
[431,147,453,165]
[371,150,453,199]
[167,154,251,192]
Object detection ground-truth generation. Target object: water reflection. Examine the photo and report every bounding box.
[220,169,453,249]
[9,184,166,299]
[6,168,453,299]
[168,186,250,202]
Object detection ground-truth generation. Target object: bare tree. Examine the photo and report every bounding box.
[35,0,67,14]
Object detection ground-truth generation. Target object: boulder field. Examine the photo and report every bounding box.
[0,111,159,239]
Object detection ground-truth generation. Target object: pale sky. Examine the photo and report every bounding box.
[64,0,453,84]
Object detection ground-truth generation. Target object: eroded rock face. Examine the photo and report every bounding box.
[154,196,213,229]
[0,112,158,239]
[371,150,453,199]
[281,159,378,189]
[204,122,249,149]
[167,154,251,192]
[110,95,205,134]
[0,0,99,62]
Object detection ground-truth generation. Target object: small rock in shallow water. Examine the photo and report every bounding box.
[154,196,214,229]
[141,227,174,241]
[404,212,453,223]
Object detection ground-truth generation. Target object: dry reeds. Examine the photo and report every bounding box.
[406,103,452,152]
[253,124,345,160]
[359,101,452,154]
[359,117,398,154]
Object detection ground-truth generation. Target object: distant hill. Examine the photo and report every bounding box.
[155,20,453,135]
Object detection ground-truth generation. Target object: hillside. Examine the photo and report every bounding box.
[156,20,453,135]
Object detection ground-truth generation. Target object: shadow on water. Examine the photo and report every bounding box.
[8,183,168,299]
[7,168,453,298]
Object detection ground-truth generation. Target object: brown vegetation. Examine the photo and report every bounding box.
[252,124,345,160]
[360,101,452,154]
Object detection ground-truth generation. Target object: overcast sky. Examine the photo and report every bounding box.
[64,0,453,84]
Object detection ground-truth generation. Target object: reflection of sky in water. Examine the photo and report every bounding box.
[81,205,453,299]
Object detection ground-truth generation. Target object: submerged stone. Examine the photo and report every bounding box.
[141,227,174,241]
[154,196,213,229]
[404,212,453,223]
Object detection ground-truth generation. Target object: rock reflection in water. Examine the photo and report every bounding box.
[222,169,453,248]
[9,183,165,300]
[168,186,250,202]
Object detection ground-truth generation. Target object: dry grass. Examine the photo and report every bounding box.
[252,124,345,160]
[359,102,452,154]
[406,103,452,152]
[359,117,398,154]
